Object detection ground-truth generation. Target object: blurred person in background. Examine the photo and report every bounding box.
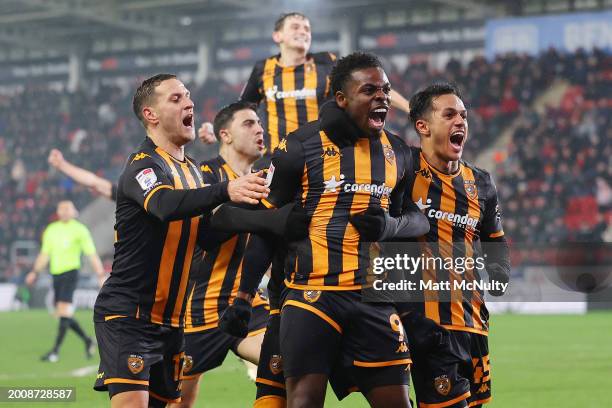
[25,199,106,363]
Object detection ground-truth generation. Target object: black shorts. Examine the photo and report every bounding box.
[182,303,268,378]
[280,289,411,394]
[410,329,491,407]
[93,317,185,403]
[52,269,78,303]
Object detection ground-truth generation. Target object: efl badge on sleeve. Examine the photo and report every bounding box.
[135,168,158,191]
[464,180,477,200]
[265,163,275,188]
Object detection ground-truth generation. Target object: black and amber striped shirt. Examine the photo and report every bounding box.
[184,156,266,332]
[94,138,229,328]
[261,122,410,290]
[241,52,336,153]
[405,148,504,335]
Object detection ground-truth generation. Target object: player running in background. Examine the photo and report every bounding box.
[400,83,510,408]
[26,200,106,362]
[92,74,268,408]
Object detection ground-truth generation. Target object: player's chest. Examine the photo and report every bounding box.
[301,141,399,201]
[411,169,484,234]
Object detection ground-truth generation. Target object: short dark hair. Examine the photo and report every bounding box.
[132,73,176,127]
[330,52,383,95]
[274,12,308,32]
[213,101,258,142]
[409,82,463,130]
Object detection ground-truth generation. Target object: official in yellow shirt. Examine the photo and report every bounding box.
[26,200,106,362]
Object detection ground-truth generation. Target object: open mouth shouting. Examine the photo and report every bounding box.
[449,130,465,153]
[182,113,194,129]
[368,105,388,131]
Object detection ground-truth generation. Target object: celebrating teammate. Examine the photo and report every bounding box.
[92,74,268,408]
[212,52,429,407]
[400,83,510,408]
[168,101,271,408]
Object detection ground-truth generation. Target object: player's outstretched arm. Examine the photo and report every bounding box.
[48,149,114,199]
[390,89,411,114]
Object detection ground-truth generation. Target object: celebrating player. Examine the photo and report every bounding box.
[400,83,510,408]
[92,74,269,408]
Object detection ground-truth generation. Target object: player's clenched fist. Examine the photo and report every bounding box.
[198,122,216,144]
[48,148,65,168]
[227,170,269,205]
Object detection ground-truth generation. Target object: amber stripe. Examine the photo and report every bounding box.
[203,236,238,325]
[438,172,465,328]
[283,300,342,334]
[151,150,184,324]
[263,58,279,151]
[281,66,299,135]
[462,166,483,331]
[304,59,319,122]
[307,131,340,286]
[380,131,398,210]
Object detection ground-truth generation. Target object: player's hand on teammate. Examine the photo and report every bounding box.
[350,206,386,241]
[227,171,269,205]
[218,297,252,338]
[486,263,509,297]
[198,122,216,144]
[48,148,65,168]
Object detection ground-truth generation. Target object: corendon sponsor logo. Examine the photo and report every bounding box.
[323,174,391,199]
[265,85,317,102]
[415,198,478,231]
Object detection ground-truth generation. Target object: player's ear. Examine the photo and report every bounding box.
[219,129,231,145]
[142,107,159,126]
[415,119,429,137]
[335,91,348,109]
[272,30,282,44]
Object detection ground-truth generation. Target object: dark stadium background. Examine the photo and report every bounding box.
[0,1,610,407]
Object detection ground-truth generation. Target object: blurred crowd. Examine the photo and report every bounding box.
[0,48,609,280]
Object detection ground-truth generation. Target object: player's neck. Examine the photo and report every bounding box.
[279,48,308,67]
[147,131,185,161]
[422,150,459,175]
[220,147,254,176]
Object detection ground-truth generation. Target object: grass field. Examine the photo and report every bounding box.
[0,310,610,407]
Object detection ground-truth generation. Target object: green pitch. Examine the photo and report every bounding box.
[0,310,610,407]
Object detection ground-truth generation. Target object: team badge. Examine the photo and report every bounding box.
[464,180,477,200]
[127,354,144,375]
[434,375,451,396]
[303,290,321,303]
[135,168,157,191]
[383,145,395,164]
[269,355,283,375]
[183,355,193,373]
